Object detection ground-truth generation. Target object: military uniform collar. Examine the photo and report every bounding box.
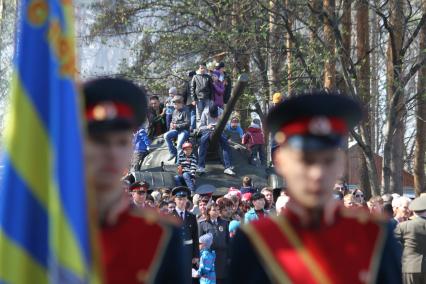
[284,199,341,229]
[175,208,186,216]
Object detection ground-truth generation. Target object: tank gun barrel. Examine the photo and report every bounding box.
[210,74,249,147]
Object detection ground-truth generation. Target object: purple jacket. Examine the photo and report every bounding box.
[213,81,225,107]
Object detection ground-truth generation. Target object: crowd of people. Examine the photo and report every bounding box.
[131,61,269,188]
[82,71,425,284]
[121,171,426,284]
[122,174,279,283]
[127,62,426,284]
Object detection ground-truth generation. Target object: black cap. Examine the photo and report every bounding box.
[172,186,191,198]
[251,192,265,202]
[129,180,152,193]
[83,77,147,133]
[195,184,216,195]
[267,91,362,150]
[209,105,219,118]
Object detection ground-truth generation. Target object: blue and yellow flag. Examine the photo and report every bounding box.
[0,0,100,283]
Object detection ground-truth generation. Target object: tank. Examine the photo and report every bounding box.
[134,138,271,195]
[131,74,282,195]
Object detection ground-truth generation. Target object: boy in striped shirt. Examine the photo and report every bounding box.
[175,142,197,194]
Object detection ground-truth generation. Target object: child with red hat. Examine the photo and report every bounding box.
[175,141,197,194]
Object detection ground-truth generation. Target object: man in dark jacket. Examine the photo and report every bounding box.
[191,63,213,124]
[183,71,197,131]
[147,95,166,138]
[164,95,190,161]
[170,186,199,281]
[395,195,426,284]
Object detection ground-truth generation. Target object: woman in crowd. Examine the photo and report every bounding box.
[197,196,210,222]
[261,187,275,213]
[367,196,384,215]
[352,188,366,207]
[198,203,230,284]
[244,192,268,223]
[212,71,225,109]
[216,197,234,222]
[225,194,243,221]
[240,193,252,216]
[343,194,357,209]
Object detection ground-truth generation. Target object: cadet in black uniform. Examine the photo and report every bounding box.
[171,186,200,280]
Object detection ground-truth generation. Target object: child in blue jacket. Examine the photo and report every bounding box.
[131,127,151,171]
[197,233,216,284]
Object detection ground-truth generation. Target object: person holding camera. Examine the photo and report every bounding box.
[197,105,235,176]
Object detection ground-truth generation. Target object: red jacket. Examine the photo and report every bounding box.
[101,208,188,284]
[243,126,265,147]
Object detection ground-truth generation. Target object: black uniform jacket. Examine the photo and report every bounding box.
[172,209,200,259]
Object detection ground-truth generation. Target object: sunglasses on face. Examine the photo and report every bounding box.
[136,191,147,195]
[355,194,364,198]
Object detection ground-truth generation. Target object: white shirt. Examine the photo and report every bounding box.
[176,208,186,220]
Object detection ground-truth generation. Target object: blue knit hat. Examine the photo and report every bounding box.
[199,233,213,248]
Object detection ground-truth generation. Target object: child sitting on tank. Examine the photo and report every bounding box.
[174,141,197,194]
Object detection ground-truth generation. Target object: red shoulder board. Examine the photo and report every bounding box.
[242,210,387,284]
[101,209,174,284]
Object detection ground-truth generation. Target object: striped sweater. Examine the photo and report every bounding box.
[177,152,197,176]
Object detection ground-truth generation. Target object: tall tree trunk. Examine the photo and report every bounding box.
[308,0,322,87]
[286,0,293,94]
[341,0,351,71]
[370,11,380,154]
[231,1,250,77]
[268,0,280,96]
[356,0,380,196]
[340,0,351,183]
[414,0,426,196]
[383,0,405,194]
[323,0,336,90]
[309,0,322,42]
[360,154,372,200]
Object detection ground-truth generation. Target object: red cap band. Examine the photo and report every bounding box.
[130,185,148,192]
[280,116,348,138]
[86,102,134,122]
